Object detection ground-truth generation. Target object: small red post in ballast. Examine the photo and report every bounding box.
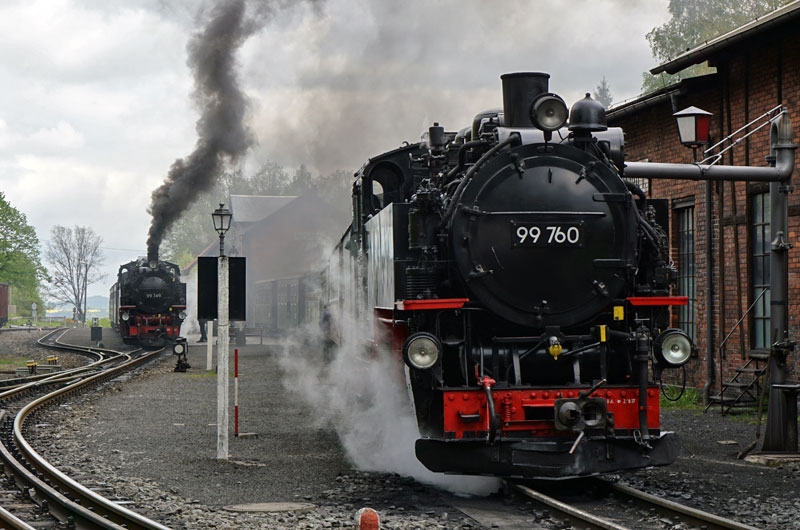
[234,348,239,437]
[232,348,257,440]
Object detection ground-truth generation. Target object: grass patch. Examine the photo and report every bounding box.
[186,371,217,380]
[659,385,704,409]
[0,357,31,367]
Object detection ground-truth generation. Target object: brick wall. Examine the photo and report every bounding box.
[610,26,800,391]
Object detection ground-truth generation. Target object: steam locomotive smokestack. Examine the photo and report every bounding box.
[148,248,158,267]
[501,72,550,128]
[146,0,257,259]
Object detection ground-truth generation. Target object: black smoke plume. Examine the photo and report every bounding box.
[147,0,256,259]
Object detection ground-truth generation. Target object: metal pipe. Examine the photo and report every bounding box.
[704,180,714,405]
[624,113,794,183]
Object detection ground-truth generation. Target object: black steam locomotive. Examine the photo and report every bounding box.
[109,253,187,349]
[328,72,693,478]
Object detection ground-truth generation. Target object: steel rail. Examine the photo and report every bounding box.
[0,504,37,530]
[512,480,762,530]
[513,483,628,530]
[1,339,172,530]
[603,480,761,530]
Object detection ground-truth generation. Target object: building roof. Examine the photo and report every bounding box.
[229,195,296,224]
[606,74,716,122]
[650,0,800,75]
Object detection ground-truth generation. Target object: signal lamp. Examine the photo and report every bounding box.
[173,339,186,356]
[654,329,693,367]
[530,93,568,132]
[403,332,441,370]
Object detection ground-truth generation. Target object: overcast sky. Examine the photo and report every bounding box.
[0,0,669,298]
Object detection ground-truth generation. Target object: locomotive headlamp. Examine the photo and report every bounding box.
[530,93,568,132]
[179,310,187,320]
[403,332,441,370]
[654,329,693,367]
[121,311,130,321]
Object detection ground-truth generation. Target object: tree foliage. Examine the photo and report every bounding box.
[642,0,792,93]
[44,226,105,323]
[593,77,613,108]
[0,192,47,315]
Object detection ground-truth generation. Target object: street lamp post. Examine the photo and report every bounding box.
[212,203,232,460]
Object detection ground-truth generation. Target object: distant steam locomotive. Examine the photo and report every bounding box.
[109,252,187,349]
[325,72,694,478]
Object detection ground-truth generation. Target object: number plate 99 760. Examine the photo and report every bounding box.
[511,222,583,247]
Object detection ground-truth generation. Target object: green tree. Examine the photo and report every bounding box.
[250,160,289,195]
[0,192,47,315]
[287,164,314,195]
[593,77,613,109]
[642,0,792,93]
[44,225,105,324]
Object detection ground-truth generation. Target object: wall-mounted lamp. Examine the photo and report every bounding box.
[674,106,712,147]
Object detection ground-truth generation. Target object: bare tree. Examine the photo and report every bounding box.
[44,226,105,324]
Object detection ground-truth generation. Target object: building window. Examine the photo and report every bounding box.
[752,192,770,350]
[675,203,696,341]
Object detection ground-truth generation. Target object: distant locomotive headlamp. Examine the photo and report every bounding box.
[530,93,568,132]
[674,106,712,148]
[654,329,693,367]
[403,332,441,370]
[121,311,130,321]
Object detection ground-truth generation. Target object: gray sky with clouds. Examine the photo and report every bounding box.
[0,0,669,298]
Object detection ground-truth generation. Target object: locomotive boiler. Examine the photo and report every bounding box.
[109,252,187,349]
[332,72,694,478]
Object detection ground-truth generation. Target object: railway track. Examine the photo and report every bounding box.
[510,477,762,530]
[0,328,173,529]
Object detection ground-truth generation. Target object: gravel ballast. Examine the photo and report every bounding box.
[7,328,800,529]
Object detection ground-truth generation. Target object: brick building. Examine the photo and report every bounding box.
[607,1,800,404]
